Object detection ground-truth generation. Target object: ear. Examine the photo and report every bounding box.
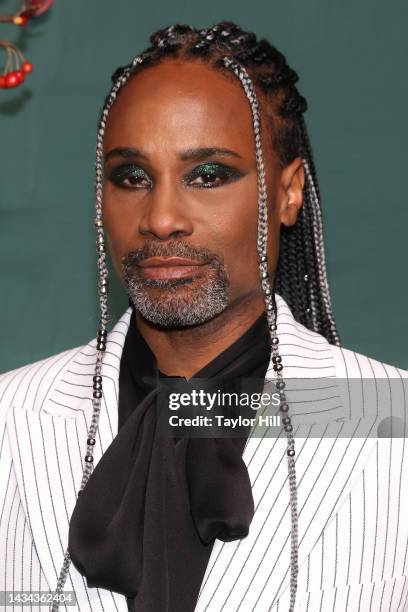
[278,157,305,227]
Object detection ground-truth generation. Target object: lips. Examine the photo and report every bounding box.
[137,256,208,280]
[138,257,206,267]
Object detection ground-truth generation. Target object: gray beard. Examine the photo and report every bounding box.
[122,242,230,329]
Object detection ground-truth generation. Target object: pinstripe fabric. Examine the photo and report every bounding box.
[1,293,407,612]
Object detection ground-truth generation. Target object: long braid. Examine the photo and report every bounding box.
[105,21,340,345]
[49,55,147,611]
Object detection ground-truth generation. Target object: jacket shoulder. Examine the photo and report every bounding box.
[0,343,91,417]
[330,343,408,378]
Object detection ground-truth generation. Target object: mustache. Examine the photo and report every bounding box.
[121,240,224,268]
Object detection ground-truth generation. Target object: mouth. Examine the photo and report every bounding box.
[137,257,209,280]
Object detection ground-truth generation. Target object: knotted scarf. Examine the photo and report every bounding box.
[69,307,271,611]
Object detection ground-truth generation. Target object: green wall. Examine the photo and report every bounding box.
[1,0,407,372]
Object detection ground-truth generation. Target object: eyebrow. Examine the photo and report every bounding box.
[104,147,242,163]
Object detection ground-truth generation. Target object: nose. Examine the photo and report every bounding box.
[139,177,193,240]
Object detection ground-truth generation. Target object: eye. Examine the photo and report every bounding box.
[107,164,152,189]
[184,162,243,189]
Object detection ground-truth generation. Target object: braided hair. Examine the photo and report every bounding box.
[100,21,341,346]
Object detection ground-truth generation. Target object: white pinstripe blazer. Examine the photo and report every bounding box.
[1,293,408,612]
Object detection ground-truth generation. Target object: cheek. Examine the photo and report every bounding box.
[213,190,281,292]
[209,185,261,288]
[102,188,141,277]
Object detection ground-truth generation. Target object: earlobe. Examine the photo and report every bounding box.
[279,158,305,227]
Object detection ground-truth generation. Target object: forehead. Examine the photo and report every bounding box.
[103,59,256,153]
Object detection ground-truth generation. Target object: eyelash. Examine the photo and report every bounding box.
[107,162,242,190]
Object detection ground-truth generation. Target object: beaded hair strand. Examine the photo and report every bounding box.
[49,57,147,611]
[221,56,299,610]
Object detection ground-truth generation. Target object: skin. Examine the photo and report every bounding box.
[103,58,304,377]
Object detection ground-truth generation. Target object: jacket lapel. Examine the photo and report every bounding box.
[195,295,378,610]
[6,309,131,610]
[6,295,377,611]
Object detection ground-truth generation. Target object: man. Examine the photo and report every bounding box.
[1,21,407,612]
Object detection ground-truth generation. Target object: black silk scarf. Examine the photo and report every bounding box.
[68,307,271,612]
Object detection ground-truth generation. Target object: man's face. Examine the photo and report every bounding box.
[102,58,302,328]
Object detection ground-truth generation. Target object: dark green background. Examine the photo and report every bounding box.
[1,0,407,373]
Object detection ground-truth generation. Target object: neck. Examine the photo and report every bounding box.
[134,292,268,378]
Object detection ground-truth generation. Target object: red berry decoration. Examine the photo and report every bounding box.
[22,60,33,74]
[15,70,25,83]
[0,0,50,93]
[13,15,29,26]
[5,71,19,88]
[22,0,53,18]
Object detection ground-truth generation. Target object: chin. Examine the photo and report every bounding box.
[130,289,229,330]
